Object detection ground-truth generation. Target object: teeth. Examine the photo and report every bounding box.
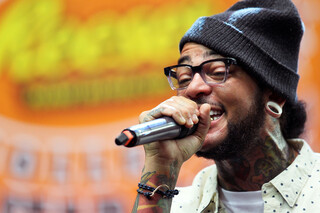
[210,116,220,121]
[210,110,221,115]
[210,110,223,121]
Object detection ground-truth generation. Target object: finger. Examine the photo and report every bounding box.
[167,97,199,127]
[195,103,211,140]
[142,104,186,124]
[139,96,199,126]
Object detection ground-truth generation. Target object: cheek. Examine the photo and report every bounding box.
[221,81,258,117]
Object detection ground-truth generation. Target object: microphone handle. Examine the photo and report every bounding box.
[115,117,198,147]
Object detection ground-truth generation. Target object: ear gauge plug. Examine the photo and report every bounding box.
[265,101,282,118]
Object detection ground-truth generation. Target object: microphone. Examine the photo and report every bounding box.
[115,117,198,147]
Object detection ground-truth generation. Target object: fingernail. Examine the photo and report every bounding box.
[192,114,199,123]
[188,118,194,126]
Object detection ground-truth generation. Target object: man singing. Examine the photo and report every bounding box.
[132,0,320,212]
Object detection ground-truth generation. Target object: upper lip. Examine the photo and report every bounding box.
[210,104,224,112]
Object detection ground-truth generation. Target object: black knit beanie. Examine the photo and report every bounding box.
[179,0,304,103]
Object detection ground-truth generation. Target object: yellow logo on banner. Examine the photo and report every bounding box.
[0,0,211,82]
[0,0,213,109]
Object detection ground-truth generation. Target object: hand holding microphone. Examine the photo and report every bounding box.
[115,96,211,174]
[115,96,211,161]
[115,96,200,148]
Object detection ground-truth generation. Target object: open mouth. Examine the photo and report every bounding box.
[210,109,224,121]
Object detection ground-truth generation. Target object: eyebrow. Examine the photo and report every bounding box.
[205,50,217,57]
[177,50,218,65]
[177,56,190,65]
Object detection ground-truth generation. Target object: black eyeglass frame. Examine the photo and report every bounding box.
[164,57,237,90]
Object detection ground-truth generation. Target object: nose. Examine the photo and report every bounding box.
[180,73,212,99]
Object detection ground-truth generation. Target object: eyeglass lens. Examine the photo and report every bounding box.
[168,60,228,90]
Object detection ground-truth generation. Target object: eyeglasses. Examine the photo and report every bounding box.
[164,58,237,90]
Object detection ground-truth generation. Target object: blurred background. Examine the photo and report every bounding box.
[0,0,319,212]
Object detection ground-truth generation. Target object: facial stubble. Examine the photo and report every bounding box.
[195,90,266,161]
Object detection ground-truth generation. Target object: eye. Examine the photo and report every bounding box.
[203,61,225,72]
[210,69,226,76]
[203,62,226,81]
[178,77,192,87]
[177,68,192,87]
[169,66,193,89]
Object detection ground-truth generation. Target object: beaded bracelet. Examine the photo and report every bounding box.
[137,183,179,199]
[137,188,153,199]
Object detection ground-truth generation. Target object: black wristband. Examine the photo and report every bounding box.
[137,183,179,199]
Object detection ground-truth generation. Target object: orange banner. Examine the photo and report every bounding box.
[0,0,319,212]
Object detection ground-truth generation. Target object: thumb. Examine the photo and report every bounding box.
[194,103,211,142]
[175,103,211,162]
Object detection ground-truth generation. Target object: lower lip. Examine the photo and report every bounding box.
[200,113,226,150]
[208,113,226,136]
